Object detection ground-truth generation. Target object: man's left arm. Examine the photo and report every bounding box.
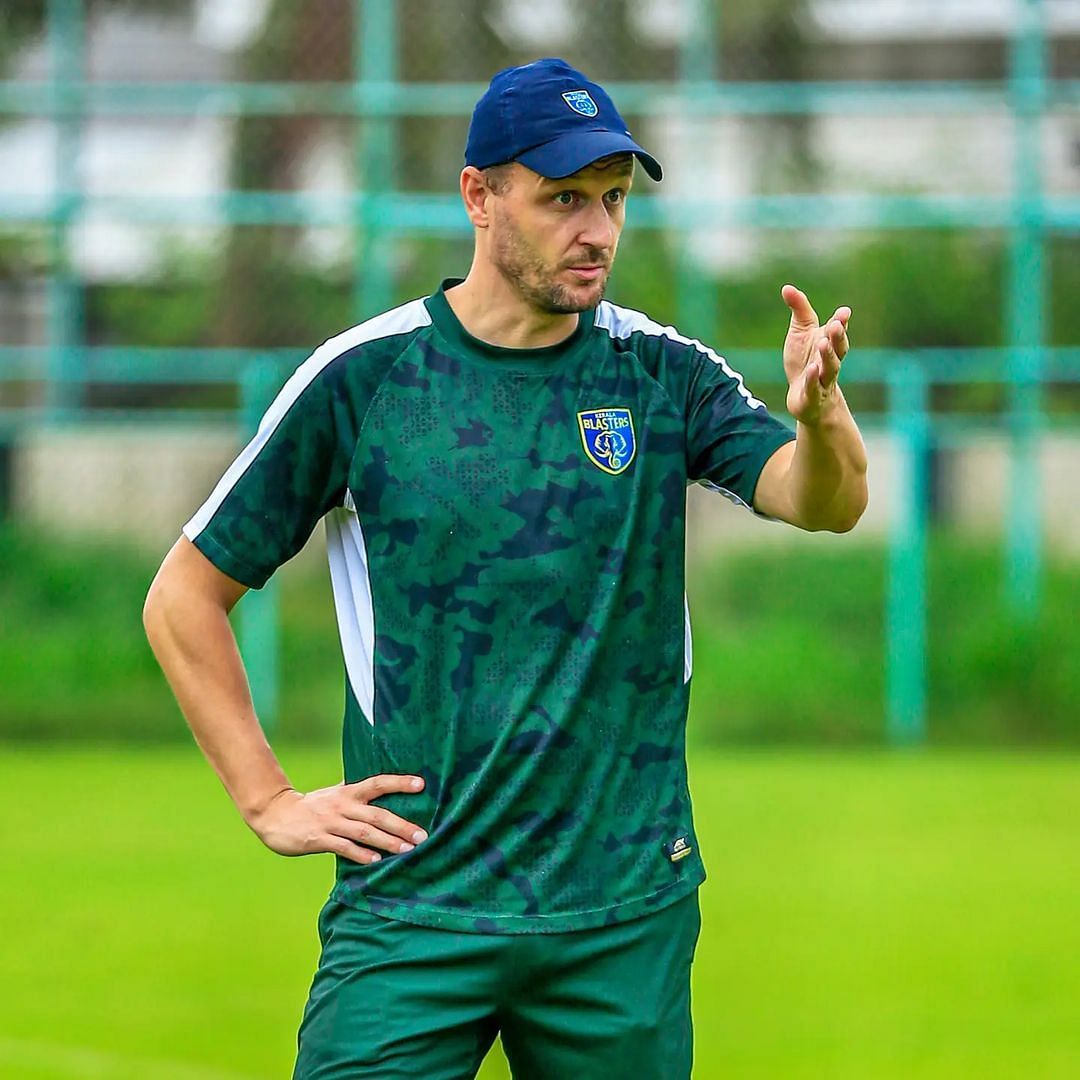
[752,284,868,533]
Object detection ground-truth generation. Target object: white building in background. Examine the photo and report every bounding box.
[4,4,231,282]
[3,1,1079,548]
[0,0,347,283]
[0,0,1077,282]
[643,0,1080,270]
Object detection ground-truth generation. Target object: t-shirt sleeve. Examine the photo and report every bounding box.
[182,354,353,588]
[683,342,795,509]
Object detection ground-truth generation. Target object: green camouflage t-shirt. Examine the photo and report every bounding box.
[184,279,795,933]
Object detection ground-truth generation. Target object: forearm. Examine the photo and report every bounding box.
[143,574,292,824]
[786,390,868,532]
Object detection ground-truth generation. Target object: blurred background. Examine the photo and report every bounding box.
[1,1,1078,1077]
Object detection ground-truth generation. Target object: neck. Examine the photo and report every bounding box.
[445,258,580,350]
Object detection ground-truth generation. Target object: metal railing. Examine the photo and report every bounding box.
[1,0,1078,740]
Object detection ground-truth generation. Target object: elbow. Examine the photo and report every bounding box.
[142,566,173,648]
[803,510,862,534]
[828,511,862,535]
[142,576,163,646]
[801,514,859,534]
[828,482,869,534]
[801,483,868,535]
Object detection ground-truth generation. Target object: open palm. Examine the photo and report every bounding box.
[781,284,851,425]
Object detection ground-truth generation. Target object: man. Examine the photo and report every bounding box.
[144,58,866,1079]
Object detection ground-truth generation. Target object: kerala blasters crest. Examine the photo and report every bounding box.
[561,89,598,118]
[577,407,636,475]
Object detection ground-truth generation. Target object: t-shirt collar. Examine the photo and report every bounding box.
[424,278,595,372]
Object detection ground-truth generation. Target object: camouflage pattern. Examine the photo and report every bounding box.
[187,280,794,934]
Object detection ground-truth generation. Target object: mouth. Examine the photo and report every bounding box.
[566,265,606,282]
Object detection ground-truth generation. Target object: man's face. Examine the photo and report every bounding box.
[485,155,633,315]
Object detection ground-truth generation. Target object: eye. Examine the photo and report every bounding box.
[553,191,575,206]
[605,189,625,206]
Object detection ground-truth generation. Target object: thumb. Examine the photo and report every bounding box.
[781,284,818,329]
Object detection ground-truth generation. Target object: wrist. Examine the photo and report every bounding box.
[241,784,298,831]
[794,387,847,431]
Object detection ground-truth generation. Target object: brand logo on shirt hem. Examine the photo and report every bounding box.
[668,835,693,862]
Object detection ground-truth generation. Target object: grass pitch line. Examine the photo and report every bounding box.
[0,1037,261,1080]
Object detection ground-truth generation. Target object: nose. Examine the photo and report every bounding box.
[576,199,616,255]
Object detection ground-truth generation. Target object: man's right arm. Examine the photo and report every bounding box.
[143,536,427,864]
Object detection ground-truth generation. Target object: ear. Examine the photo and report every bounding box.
[460,166,493,228]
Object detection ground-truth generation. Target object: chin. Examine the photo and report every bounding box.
[552,280,606,313]
[576,284,606,311]
[546,297,600,315]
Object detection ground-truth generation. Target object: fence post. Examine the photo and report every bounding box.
[239,360,281,732]
[354,0,398,321]
[1005,0,1046,617]
[676,0,719,337]
[46,0,85,419]
[886,364,929,745]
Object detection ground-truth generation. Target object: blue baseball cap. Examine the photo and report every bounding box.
[465,58,663,182]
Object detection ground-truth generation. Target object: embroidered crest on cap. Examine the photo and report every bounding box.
[561,89,598,118]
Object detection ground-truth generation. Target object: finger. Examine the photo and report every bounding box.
[830,306,852,327]
[817,337,841,386]
[827,318,849,361]
[342,804,428,844]
[326,836,383,866]
[333,818,417,855]
[349,773,425,802]
[781,283,819,328]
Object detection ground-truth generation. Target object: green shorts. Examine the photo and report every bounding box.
[293,890,701,1080]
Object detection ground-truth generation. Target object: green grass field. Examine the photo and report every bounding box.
[2,747,1078,1078]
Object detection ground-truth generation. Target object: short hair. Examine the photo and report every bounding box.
[482,164,514,195]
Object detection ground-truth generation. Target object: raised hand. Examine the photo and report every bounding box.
[781,284,851,426]
[250,773,428,866]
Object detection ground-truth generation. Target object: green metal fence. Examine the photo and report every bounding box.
[1,0,1078,741]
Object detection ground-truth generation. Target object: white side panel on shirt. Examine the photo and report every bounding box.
[325,505,377,725]
[683,593,693,684]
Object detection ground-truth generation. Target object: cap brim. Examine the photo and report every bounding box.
[516,129,663,182]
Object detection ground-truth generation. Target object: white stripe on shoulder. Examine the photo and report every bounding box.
[595,301,764,410]
[183,297,431,542]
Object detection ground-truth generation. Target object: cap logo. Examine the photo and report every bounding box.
[561,90,598,118]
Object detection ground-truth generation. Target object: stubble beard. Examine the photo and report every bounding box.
[491,215,609,315]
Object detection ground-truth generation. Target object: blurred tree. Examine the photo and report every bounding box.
[0,2,45,75]
[398,0,502,191]
[215,0,352,347]
[718,0,819,193]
